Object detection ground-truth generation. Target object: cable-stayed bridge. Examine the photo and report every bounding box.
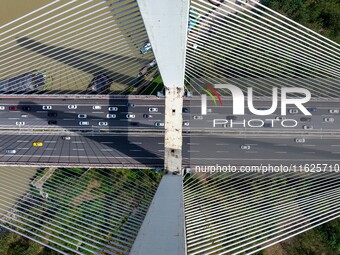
[0,0,339,254]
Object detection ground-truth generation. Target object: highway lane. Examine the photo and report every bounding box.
[0,133,339,167]
[0,97,338,132]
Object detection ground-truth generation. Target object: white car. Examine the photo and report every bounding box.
[42,105,52,110]
[78,114,87,118]
[295,138,305,143]
[5,149,16,154]
[98,122,108,126]
[16,121,25,126]
[93,105,102,110]
[126,114,135,119]
[108,106,118,111]
[62,136,71,140]
[288,109,298,114]
[323,117,335,123]
[193,115,203,120]
[240,145,251,150]
[106,114,116,118]
[79,121,89,126]
[148,107,158,112]
[154,122,165,127]
[303,125,313,130]
[183,121,190,126]
[329,109,339,114]
[0,106,5,110]
[68,105,77,109]
[21,114,28,118]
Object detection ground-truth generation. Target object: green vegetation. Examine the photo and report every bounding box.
[0,168,162,255]
[262,218,340,255]
[262,0,340,43]
[184,174,340,255]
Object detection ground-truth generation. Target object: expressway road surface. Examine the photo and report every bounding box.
[0,133,339,167]
[0,97,339,132]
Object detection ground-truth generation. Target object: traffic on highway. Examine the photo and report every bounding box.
[0,97,338,132]
[0,97,338,166]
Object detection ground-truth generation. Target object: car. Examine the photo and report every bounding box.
[154,122,165,127]
[307,107,317,113]
[62,136,71,140]
[0,71,47,92]
[323,117,335,123]
[240,145,251,150]
[88,73,112,93]
[275,116,286,120]
[288,109,298,114]
[42,105,52,110]
[263,123,272,128]
[183,121,190,126]
[108,106,118,111]
[143,114,153,119]
[0,106,4,110]
[15,121,25,125]
[300,117,311,122]
[188,6,201,31]
[209,0,224,5]
[137,59,157,78]
[21,114,28,118]
[302,125,313,130]
[68,105,77,109]
[329,109,339,114]
[106,114,116,118]
[21,106,31,111]
[32,141,43,147]
[48,120,57,125]
[182,107,189,113]
[5,149,16,154]
[98,122,108,126]
[226,116,237,120]
[9,106,17,111]
[79,121,89,126]
[140,41,152,54]
[127,103,135,108]
[78,114,87,118]
[193,115,203,120]
[126,114,135,119]
[48,112,58,117]
[93,105,102,110]
[130,122,139,126]
[148,107,158,112]
[295,138,306,143]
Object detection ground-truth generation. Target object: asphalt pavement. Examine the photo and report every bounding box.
[0,97,339,167]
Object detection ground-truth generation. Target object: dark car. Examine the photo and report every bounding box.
[130,122,139,126]
[182,107,189,113]
[48,120,57,125]
[21,106,31,111]
[9,106,17,111]
[48,112,58,117]
[300,117,311,122]
[143,114,153,118]
[127,103,135,108]
[88,73,112,93]
[226,116,237,120]
[263,123,272,128]
[307,107,317,113]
